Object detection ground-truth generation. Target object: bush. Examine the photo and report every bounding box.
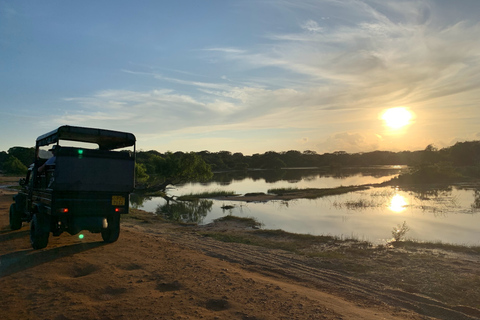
[392,221,410,242]
[135,163,149,184]
[392,163,463,185]
[3,156,28,175]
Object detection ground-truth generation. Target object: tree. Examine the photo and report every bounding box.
[422,144,439,165]
[136,151,163,174]
[3,155,28,175]
[135,163,149,184]
[425,144,438,152]
[265,157,286,170]
[448,141,480,166]
[154,152,213,192]
[0,151,8,170]
[7,147,35,167]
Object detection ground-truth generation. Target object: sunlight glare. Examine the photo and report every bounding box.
[389,194,408,213]
[381,107,413,129]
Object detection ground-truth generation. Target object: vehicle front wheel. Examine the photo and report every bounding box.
[9,203,22,230]
[30,214,50,250]
[101,214,120,243]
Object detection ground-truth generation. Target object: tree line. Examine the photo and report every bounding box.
[136,140,480,171]
[2,140,480,179]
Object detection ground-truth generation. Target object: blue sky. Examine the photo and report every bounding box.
[1,0,480,154]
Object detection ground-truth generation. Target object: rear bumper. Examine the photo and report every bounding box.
[51,191,129,217]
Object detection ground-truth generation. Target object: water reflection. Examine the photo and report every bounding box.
[211,166,404,186]
[388,194,408,213]
[177,167,403,197]
[406,187,459,215]
[407,186,453,201]
[133,167,480,245]
[156,199,213,224]
[130,193,152,209]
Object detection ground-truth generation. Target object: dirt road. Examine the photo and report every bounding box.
[1,182,479,319]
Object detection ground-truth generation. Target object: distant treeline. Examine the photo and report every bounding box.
[135,141,480,174]
[2,141,480,176]
[141,141,480,171]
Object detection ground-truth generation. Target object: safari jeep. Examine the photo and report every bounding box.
[10,125,136,249]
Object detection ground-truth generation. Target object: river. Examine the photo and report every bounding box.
[133,166,480,246]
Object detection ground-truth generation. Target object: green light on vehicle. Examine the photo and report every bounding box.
[78,149,84,155]
[79,234,84,239]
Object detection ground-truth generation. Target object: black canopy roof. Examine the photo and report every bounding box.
[36,125,136,150]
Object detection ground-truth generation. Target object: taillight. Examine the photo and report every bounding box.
[59,208,69,213]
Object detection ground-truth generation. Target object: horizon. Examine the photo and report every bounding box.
[1,1,480,154]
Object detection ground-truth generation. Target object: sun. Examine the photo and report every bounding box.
[381,107,413,129]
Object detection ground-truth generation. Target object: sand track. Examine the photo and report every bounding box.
[137,223,480,320]
[1,185,479,319]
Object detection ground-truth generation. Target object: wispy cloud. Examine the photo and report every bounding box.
[202,47,247,54]
[301,20,323,33]
[122,69,232,91]
[204,1,480,110]
[50,0,480,153]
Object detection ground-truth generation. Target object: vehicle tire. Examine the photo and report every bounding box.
[9,203,22,230]
[30,214,49,250]
[101,214,120,243]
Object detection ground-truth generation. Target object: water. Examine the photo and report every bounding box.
[133,167,480,246]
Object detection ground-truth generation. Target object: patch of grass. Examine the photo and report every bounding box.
[123,208,166,224]
[214,215,263,228]
[392,240,480,254]
[201,227,372,257]
[244,192,266,197]
[267,185,370,199]
[177,190,236,201]
[333,199,380,209]
[267,187,299,194]
[252,229,332,242]
[203,233,256,245]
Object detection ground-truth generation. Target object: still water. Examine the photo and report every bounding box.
[133,167,480,246]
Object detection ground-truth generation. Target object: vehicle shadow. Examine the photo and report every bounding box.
[0,241,106,278]
[0,229,30,242]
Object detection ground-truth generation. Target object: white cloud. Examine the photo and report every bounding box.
[301,20,322,33]
[122,69,232,91]
[202,47,247,54]
[317,132,382,153]
[49,0,480,154]
[205,1,480,116]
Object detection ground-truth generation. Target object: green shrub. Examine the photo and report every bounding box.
[3,156,28,175]
[135,163,149,184]
[392,163,463,185]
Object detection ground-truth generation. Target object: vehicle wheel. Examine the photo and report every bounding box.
[101,214,120,243]
[30,214,49,250]
[9,203,22,230]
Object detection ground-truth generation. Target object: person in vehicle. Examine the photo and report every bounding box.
[38,145,59,173]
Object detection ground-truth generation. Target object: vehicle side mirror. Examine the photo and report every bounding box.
[19,178,26,186]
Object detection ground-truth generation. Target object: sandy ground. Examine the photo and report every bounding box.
[1,177,479,320]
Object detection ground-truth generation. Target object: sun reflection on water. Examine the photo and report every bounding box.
[389,194,408,212]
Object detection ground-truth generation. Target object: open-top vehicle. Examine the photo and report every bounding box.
[10,125,136,249]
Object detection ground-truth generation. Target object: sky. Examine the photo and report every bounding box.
[1,0,480,155]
